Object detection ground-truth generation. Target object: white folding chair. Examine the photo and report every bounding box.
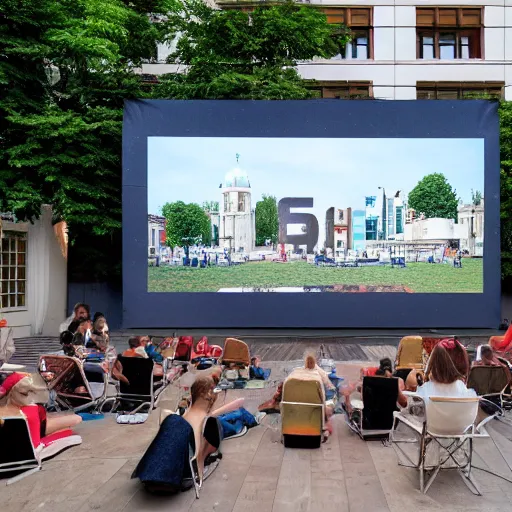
[391,394,492,495]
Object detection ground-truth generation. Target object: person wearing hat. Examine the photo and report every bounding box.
[0,372,82,446]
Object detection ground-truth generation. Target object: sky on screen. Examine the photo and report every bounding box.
[148,137,484,243]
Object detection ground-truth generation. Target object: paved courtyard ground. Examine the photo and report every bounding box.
[2,361,512,512]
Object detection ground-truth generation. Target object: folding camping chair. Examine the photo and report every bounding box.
[102,355,163,414]
[345,376,399,440]
[391,395,491,495]
[0,407,82,484]
[220,338,251,382]
[281,377,324,448]
[396,336,424,370]
[39,355,108,412]
[467,365,512,411]
[0,326,15,369]
[188,416,223,498]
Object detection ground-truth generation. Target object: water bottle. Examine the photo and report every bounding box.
[40,358,46,372]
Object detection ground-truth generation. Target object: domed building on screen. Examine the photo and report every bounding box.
[217,155,256,252]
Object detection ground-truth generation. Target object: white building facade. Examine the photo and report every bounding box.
[365,189,406,241]
[219,165,256,252]
[144,1,512,101]
[0,207,68,338]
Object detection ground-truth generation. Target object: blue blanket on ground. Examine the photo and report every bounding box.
[132,414,192,490]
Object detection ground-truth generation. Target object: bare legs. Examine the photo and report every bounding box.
[45,412,82,436]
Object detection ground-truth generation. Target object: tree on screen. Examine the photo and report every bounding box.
[255,195,278,246]
[407,173,458,220]
[471,189,482,206]
[154,0,350,99]
[162,201,212,247]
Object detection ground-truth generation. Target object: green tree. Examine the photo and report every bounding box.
[255,195,278,246]
[162,201,211,247]
[500,102,512,282]
[156,0,349,100]
[202,201,219,213]
[408,173,458,220]
[471,189,482,206]
[0,0,170,280]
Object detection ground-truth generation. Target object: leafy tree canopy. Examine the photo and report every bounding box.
[0,0,173,279]
[162,201,211,247]
[500,102,512,282]
[407,173,458,220]
[255,195,279,246]
[155,0,350,99]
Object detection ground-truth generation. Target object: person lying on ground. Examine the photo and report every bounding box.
[249,356,271,380]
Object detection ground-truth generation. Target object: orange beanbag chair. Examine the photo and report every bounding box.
[490,325,512,352]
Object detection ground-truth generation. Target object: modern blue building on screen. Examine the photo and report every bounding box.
[352,210,366,252]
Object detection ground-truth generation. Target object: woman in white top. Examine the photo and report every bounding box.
[417,338,476,400]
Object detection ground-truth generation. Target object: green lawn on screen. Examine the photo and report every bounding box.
[148,259,483,293]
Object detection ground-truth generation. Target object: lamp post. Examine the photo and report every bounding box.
[378,187,386,241]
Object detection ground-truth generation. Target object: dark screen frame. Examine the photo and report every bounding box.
[123,99,500,329]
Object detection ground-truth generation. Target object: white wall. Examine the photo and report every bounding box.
[1,206,67,338]
[298,2,512,100]
[404,217,455,241]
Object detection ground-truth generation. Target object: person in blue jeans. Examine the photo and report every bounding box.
[218,407,262,439]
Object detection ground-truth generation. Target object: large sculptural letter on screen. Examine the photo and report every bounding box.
[278,198,319,253]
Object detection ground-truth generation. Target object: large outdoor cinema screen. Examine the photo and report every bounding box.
[123,100,500,329]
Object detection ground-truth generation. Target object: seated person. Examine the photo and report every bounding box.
[344,357,408,412]
[133,376,223,494]
[116,337,165,380]
[60,330,75,356]
[141,336,163,363]
[474,344,511,378]
[249,356,271,380]
[0,372,82,440]
[122,336,149,359]
[89,314,109,351]
[72,319,93,348]
[64,303,91,334]
[416,339,476,406]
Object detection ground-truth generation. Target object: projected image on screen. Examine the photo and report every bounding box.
[147,137,484,293]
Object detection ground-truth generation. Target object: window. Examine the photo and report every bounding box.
[322,8,372,60]
[238,193,246,212]
[417,82,504,100]
[224,194,230,213]
[1,234,27,309]
[338,210,344,222]
[396,207,403,235]
[417,8,482,60]
[337,240,343,249]
[151,229,156,247]
[387,199,395,237]
[366,218,378,241]
[309,81,372,100]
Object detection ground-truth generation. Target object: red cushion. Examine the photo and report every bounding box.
[363,367,378,377]
[504,325,512,344]
[41,429,73,447]
[20,405,41,447]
